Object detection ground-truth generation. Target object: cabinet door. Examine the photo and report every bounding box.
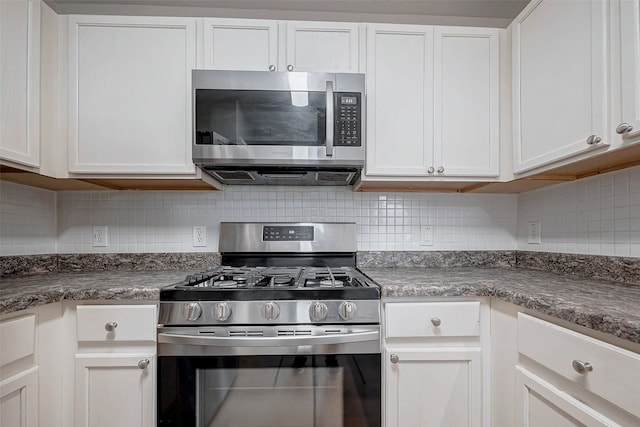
[366,25,434,176]
[0,367,38,427]
[202,18,278,71]
[617,0,640,141]
[67,16,197,174]
[513,0,609,173]
[385,348,482,427]
[434,27,500,177]
[75,354,155,427]
[284,21,360,72]
[515,366,620,427]
[0,0,40,168]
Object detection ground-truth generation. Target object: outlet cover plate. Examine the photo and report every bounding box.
[527,222,541,244]
[420,225,434,246]
[92,225,108,247]
[193,226,207,247]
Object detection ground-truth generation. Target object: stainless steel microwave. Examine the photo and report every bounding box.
[192,70,365,185]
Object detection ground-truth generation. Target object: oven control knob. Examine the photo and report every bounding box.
[338,301,358,321]
[309,302,328,322]
[214,302,232,321]
[184,302,202,321]
[261,302,280,321]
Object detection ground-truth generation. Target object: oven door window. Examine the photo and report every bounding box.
[195,90,327,147]
[158,354,381,427]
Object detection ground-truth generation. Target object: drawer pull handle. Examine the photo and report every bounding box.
[431,317,442,327]
[104,322,118,332]
[572,359,593,374]
[390,354,400,364]
[586,135,601,145]
[138,359,150,370]
[616,123,633,134]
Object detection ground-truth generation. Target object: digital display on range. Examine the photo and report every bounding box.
[263,226,314,241]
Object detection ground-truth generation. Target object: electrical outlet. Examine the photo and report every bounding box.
[420,225,434,246]
[527,221,541,244]
[92,225,108,247]
[193,226,206,247]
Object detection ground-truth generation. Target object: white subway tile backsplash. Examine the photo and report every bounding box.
[516,165,639,256]
[2,165,638,257]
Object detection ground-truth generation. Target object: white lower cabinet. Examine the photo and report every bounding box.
[384,300,489,427]
[385,348,482,427]
[74,355,155,427]
[71,303,157,427]
[0,367,38,427]
[515,313,640,427]
[0,314,38,427]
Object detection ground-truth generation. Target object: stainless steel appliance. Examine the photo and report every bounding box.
[157,222,381,427]
[192,70,365,185]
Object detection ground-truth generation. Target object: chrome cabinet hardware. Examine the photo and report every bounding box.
[390,354,400,364]
[268,65,276,71]
[571,359,593,374]
[430,317,442,327]
[104,322,117,332]
[437,166,445,173]
[138,359,150,370]
[586,135,601,145]
[616,123,634,134]
[428,166,435,174]
[287,64,294,71]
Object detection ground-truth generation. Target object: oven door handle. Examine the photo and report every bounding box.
[158,329,379,347]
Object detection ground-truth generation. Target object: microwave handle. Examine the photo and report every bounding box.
[325,80,334,157]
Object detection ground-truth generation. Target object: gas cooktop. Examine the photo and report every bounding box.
[161,265,380,301]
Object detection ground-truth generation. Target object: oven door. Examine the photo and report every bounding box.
[157,325,381,427]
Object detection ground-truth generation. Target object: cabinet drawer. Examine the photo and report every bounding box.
[76,305,156,342]
[385,302,480,338]
[518,313,640,418]
[0,314,36,367]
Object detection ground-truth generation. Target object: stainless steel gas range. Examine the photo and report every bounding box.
[157,222,381,427]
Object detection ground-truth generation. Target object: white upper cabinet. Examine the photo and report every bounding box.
[365,24,434,176]
[67,15,197,174]
[512,0,609,174]
[202,18,278,71]
[365,24,500,179]
[0,0,40,168]
[202,18,361,72]
[434,27,500,177]
[612,0,640,142]
[284,21,361,73]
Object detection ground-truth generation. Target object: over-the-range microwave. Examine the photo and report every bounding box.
[192,70,365,185]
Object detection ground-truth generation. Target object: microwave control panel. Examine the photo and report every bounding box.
[335,93,362,147]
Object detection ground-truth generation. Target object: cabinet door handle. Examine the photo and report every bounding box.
[586,135,601,145]
[138,359,150,370]
[390,354,399,364]
[616,123,633,134]
[287,64,294,71]
[571,359,593,374]
[437,166,445,173]
[430,317,442,327]
[268,65,276,71]
[104,322,118,332]
[428,166,435,174]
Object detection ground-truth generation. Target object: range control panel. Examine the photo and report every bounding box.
[263,225,315,241]
[334,93,361,147]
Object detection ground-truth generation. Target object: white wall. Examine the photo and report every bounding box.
[0,180,57,255]
[517,165,640,257]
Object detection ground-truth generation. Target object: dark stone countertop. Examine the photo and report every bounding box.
[1,267,639,345]
[361,267,640,345]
